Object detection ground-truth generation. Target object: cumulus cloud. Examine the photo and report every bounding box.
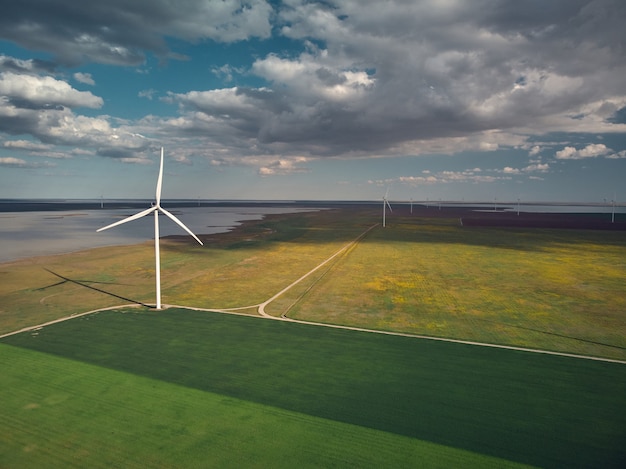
[523,163,550,172]
[0,72,102,109]
[0,95,148,159]
[502,167,520,174]
[258,157,309,176]
[555,143,611,159]
[74,72,95,86]
[384,169,504,186]
[377,160,551,188]
[3,139,51,152]
[0,0,625,174]
[151,0,626,162]
[607,150,626,159]
[0,156,51,168]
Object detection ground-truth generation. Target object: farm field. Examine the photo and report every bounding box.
[2,307,625,468]
[1,206,625,467]
[1,206,625,360]
[273,211,626,360]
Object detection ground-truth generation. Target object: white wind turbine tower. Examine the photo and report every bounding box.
[382,188,392,227]
[97,148,203,309]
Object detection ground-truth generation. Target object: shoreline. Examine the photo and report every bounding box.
[0,211,304,267]
[0,206,323,264]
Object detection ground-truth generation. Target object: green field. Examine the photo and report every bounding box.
[1,206,625,467]
[2,308,625,468]
[1,207,625,360]
[275,214,626,360]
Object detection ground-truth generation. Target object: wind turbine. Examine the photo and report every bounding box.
[382,189,392,227]
[97,147,203,309]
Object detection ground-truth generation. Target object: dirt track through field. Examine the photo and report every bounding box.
[255,223,377,318]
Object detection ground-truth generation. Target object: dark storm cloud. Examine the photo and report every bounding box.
[96,146,149,160]
[0,0,273,66]
[0,55,57,74]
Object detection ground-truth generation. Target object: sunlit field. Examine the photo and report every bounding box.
[1,207,625,360]
[1,206,625,467]
[2,308,624,468]
[275,214,626,360]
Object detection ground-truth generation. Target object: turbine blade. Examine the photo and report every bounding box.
[386,200,393,212]
[159,207,203,245]
[156,147,164,206]
[96,206,156,232]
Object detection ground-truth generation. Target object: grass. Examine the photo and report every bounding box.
[2,342,521,469]
[2,307,625,468]
[281,216,626,360]
[1,207,625,467]
[1,207,625,360]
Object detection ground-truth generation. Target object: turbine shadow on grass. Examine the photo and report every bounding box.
[41,268,155,309]
[473,316,626,351]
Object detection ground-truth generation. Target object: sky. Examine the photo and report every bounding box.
[0,0,625,203]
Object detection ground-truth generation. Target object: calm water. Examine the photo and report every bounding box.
[0,206,314,263]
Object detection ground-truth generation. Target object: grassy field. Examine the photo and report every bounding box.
[1,207,625,467]
[0,210,366,331]
[2,307,625,468]
[277,214,626,360]
[1,207,625,361]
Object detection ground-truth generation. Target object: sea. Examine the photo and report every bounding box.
[0,200,320,263]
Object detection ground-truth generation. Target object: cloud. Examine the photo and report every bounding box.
[3,139,51,152]
[258,157,309,176]
[607,150,626,159]
[523,163,550,172]
[74,72,95,86]
[151,0,626,162]
[0,72,103,109]
[0,55,57,74]
[0,93,148,156]
[212,64,245,83]
[0,1,625,174]
[376,160,552,188]
[0,156,51,168]
[0,0,273,66]
[138,89,157,100]
[502,167,520,174]
[384,169,504,186]
[555,143,611,159]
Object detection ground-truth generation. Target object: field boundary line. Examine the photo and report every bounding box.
[274,317,626,365]
[3,302,625,365]
[0,304,141,339]
[160,304,626,365]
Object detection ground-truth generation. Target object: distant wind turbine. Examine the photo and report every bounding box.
[97,147,203,309]
[382,189,392,227]
[612,193,616,223]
